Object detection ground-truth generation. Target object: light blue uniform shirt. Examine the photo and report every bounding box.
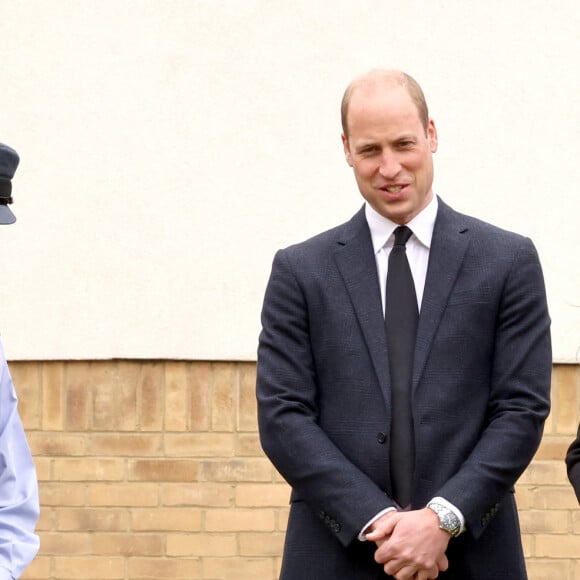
[0,340,39,579]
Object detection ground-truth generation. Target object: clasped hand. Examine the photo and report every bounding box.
[365,508,451,580]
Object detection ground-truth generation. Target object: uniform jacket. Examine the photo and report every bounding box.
[257,198,552,579]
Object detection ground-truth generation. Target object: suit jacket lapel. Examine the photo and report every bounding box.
[333,208,391,403]
[413,198,470,390]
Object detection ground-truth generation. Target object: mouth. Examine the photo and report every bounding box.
[378,184,409,198]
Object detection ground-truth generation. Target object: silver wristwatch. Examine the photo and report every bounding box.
[427,501,462,538]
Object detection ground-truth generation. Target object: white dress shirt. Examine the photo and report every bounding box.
[0,339,40,578]
[365,193,437,315]
[359,194,465,539]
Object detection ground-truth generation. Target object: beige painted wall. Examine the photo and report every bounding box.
[0,1,578,362]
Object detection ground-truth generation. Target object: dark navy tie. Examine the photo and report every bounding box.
[385,225,418,508]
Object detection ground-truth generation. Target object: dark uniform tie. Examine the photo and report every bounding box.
[385,225,418,508]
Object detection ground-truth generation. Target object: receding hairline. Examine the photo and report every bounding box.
[341,69,430,138]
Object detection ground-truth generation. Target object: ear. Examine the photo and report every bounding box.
[341,133,354,167]
[428,119,438,153]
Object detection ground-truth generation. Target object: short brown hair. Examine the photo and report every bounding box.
[341,70,429,138]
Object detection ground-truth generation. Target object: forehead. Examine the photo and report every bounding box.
[347,84,422,139]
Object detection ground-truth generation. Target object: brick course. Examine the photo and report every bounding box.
[7,360,579,580]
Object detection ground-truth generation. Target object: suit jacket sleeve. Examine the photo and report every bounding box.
[434,237,551,538]
[566,424,580,503]
[256,248,393,547]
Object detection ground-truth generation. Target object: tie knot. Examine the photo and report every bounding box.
[394,226,413,247]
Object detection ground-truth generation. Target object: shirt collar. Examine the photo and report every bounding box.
[365,194,438,254]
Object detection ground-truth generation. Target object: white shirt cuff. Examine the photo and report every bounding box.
[357,507,397,541]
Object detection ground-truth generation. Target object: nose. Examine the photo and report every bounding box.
[378,151,401,179]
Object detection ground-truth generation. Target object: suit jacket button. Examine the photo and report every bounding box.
[377,432,387,444]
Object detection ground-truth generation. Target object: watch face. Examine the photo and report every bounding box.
[441,513,458,531]
[429,503,460,536]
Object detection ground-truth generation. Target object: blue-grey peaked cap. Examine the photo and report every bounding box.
[0,143,20,225]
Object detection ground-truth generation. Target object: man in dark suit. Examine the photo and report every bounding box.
[565,426,580,503]
[256,70,551,579]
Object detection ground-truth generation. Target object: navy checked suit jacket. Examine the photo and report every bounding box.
[257,198,552,579]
